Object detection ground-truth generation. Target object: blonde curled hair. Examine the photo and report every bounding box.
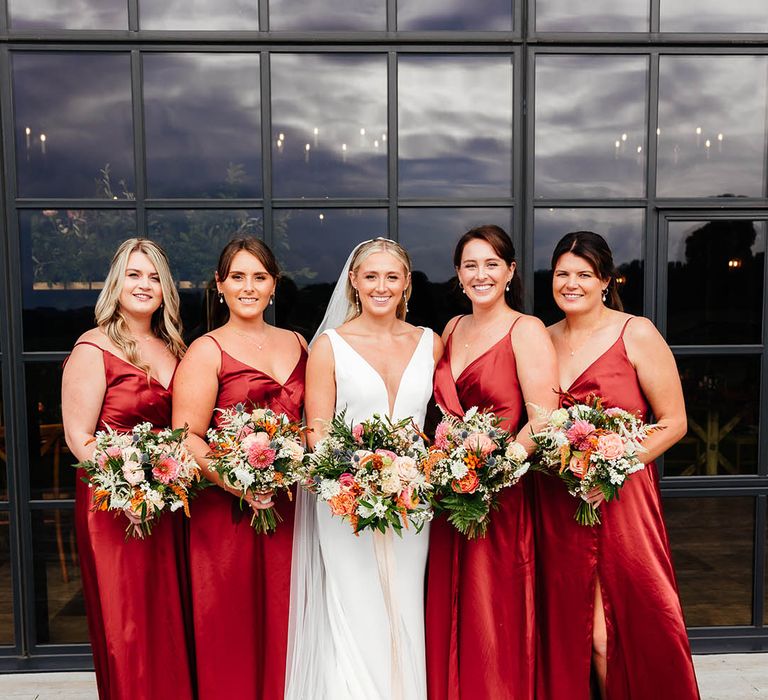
[94,238,186,376]
[345,238,412,322]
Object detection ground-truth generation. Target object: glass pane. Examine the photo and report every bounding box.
[12,53,134,199]
[661,1,768,33]
[398,0,513,31]
[31,509,87,644]
[399,56,513,198]
[399,208,513,333]
[535,55,648,198]
[657,56,768,198]
[271,55,388,198]
[0,370,7,501]
[0,514,14,645]
[270,0,385,30]
[147,209,263,342]
[664,356,760,477]
[274,209,388,339]
[664,496,754,626]
[139,0,259,30]
[25,363,78,502]
[667,220,765,345]
[20,210,137,352]
[533,208,644,325]
[144,54,262,199]
[9,0,127,29]
[535,0,648,32]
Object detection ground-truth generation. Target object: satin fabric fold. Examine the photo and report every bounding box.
[426,317,536,700]
[188,339,306,700]
[533,328,700,700]
[72,343,194,700]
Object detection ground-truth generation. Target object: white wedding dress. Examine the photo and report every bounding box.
[287,326,434,700]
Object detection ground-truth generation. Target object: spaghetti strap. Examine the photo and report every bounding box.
[619,316,635,338]
[291,330,306,352]
[445,315,467,341]
[203,334,223,352]
[509,314,525,334]
[72,340,104,352]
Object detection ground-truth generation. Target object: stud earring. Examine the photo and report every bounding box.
[218,292,224,304]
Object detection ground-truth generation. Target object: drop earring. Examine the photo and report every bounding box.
[404,291,409,313]
[355,289,361,313]
[218,292,224,304]
[269,294,274,306]
[602,288,608,303]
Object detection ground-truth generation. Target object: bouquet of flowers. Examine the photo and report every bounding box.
[76,422,202,539]
[422,406,530,539]
[206,403,305,533]
[530,393,663,526]
[302,412,432,535]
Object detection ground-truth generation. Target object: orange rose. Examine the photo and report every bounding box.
[568,455,587,479]
[452,469,480,494]
[329,491,357,516]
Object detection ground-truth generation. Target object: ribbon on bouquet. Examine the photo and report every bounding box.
[372,530,405,700]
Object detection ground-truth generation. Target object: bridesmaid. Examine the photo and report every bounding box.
[534,231,699,699]
[172,237,307,700]
[62,239,193,700]
[425,225,558,700]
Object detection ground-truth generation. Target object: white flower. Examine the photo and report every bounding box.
[170,500,184,512]
[356,503,374,518]
[380,467,402,495]
[549,408,570,428]
[395,456,419,483]
[450,460,469,480]
[144,488,165,511]
[122,462,145,485]
[372,500,388,518]
[319,479,341,500]
[233,466,255,489]
[463,406,478,421]
[505,441,528,463]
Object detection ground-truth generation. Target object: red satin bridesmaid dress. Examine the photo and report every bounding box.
[533,318,699,699]
[188,334,307,700]
[426,316,536,700]
[72,341,194,700]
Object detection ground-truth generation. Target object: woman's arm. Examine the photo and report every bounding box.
[61,341,107,462]
[625,317,687,464]
[304,335,336,450]
[512,316,560,454]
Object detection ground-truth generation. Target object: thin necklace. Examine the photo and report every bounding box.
[233,327,269,351]
[461,314,512,349]
[564,311,605,357]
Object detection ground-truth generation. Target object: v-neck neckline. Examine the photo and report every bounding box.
[564,335,624,392]
[101,348,176,392]
[331,327,427,417]
[221,348,306,389]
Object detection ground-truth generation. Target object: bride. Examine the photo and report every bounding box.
[286,238,443,700]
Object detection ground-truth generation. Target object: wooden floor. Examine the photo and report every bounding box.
[0,655,765,699]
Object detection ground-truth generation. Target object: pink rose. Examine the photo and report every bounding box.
[463,432,497,456]
[122,461,146,485]
[398,485,419,509]
[246,444,276,469]
[395,456,419,483]
[235,425,254,441]
[98,445,122,469]
[434,421,451,451]
[351,424,364,444]
[152,456,181,484]
[568,456,587,479]
[339,473,356,490]
[253,431,271,447]
[375,449,398,467]
[596,433,625,460]
[565,420,596,450]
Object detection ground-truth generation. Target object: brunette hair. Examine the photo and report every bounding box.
[210,237,280,328]
[346,238,412,322]
[94,238,186,374]
[453,225,523,311]
[550,231,624,311]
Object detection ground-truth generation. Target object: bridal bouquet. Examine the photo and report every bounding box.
[302,412,432,535]
[206,404,305,533]
[76,422,201,539]
[422,406,530,539]
[530,393,663,526]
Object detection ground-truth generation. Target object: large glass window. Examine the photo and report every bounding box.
[0,508,14,646]
[139,0,259,30]
[19,210,137,352]
[273,209,388,338]
[660,1,768,33]
[535,54,648,198]
[399,207,513,331]
[12,53,134,199]
[533,208,644,324]
[664,496,755,626]
[667,219,765,345]
[398,0,513,31]
[143,54,262,199]
[8,0,127,30]
[271,55,388,198]
[399,56,514,198]
[657,56,768,198]
[535,0,648,32]
[270,0,385,30]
